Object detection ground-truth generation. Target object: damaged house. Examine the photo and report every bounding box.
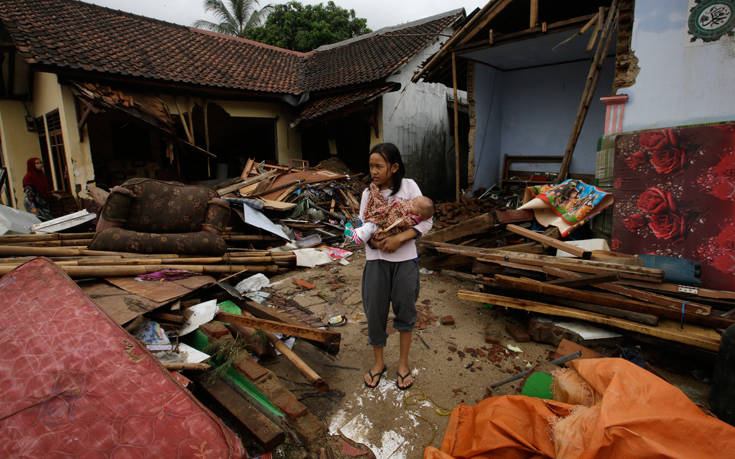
[415,0,735,289]
[0,0,464,211]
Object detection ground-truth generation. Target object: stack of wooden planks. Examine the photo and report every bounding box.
[421,218,735,352]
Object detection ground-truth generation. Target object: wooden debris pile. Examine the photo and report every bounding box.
[421,212,735,353]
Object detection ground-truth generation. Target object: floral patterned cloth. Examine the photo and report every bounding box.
[612,122,735,290]
[90,228,227,255]
[363,183,416,240]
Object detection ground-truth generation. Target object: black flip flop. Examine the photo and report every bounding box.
[396,371,414,391]
[364,365,387,388]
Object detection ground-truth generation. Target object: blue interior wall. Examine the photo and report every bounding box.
[472,58,615,191]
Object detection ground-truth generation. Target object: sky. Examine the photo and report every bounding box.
[84,0,488,31]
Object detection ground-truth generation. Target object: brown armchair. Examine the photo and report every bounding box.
[89,178,230,255]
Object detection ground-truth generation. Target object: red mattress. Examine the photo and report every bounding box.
[0,258,245,458]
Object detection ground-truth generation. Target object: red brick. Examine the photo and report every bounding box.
[440,315,455,325]
[505,322,530,343]
[292,279,316,290]
[485,334,500,344]
[233,354,269,382]
[272,392,307,420]
[199,321,232,340]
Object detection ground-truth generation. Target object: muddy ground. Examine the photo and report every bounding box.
[254,249,712,458]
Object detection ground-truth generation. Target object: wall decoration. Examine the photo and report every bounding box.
[688,0,735,42]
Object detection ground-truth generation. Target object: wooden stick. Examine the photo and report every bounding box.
[423,213,496,243]
[266,332,328,391]
[587,7,605,52]
[552,12,599,50]
[452,52,461,203]
[216,313,340,350]
[458,290,721,351]
[0,232,95,243]
[558,0,618,182]
[217,169,279,196]
[163,362,211,371]
[548,273,619,288]
[494,275,728,328]
[617,280,735,301]
[506,224,590,258]
[554,298,659,326]
[529,0,539,28]
[0,264,279,277]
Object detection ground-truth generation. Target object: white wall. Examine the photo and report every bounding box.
[621,0,735,130]
[383,26,455,198]
[472,58,615,191]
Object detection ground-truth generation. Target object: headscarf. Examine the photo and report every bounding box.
[23,157,51,199]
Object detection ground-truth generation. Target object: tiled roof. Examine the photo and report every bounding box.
[303,11,462,92]
[0,0,306,94]
[0,0,461,98]
[293,83,399,126]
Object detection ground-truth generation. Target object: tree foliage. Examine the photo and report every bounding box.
[245,1,371,52]
[194,0,272,38]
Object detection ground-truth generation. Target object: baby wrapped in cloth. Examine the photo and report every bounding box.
[347,182,434,244]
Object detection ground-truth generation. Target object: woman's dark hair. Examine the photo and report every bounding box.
[370,142,405,196]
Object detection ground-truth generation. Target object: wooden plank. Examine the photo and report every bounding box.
[494,274,727,327]
[82,281,166,325]
[452,52,461,203]
[197,376,284,450]
[529,0,539,28]
[506,224,590,258]
[479,250,664,282]
[217,169,279,196]
[553,298,659,326]
[106,275,216,303]
[216,312,340,350]
[494,209,534,224]
[618,280,735,301]
[423,213,496,243]
[548,273,620,288]
[458,290,721,351]
[541,266,714,317]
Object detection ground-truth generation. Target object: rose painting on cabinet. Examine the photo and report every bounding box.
[612,122,735,290]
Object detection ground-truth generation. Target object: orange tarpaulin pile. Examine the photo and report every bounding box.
[425,358,735,459]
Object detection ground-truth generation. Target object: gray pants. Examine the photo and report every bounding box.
[361,259,419,347]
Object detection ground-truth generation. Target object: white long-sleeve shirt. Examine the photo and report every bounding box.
[359,178,433,262]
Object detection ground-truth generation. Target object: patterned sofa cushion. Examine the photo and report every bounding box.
[89,227,227,255]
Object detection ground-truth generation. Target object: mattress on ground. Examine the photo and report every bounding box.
[0,257,244,458]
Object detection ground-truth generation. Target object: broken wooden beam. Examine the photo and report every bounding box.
[0,264,279,277]
[548,273,620,288]
[506,224,591,258]
[553,298,658,326]
[423,212,496,243]
[494,209,534,224]
[196,376,285,450]
[163,362,210,371]
[458,290,721,351]
[216,312,340,352]
[266,332,328,391]
[493,274,729,328]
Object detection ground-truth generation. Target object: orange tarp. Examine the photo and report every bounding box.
[425,358,735,459]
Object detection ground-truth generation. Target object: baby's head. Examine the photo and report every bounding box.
[409,196,434,221]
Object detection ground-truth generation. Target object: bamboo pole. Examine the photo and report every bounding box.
[452,52,461,203]
[266,332,328,391]
[164,363,210,371]
[0,264,279,277]
[557,0,618,182]
[0,232,95,243]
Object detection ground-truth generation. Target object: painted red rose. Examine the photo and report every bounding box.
[611,238,621,250]
[717,226,735,251]
[637,187,676,214]
[715,153,735,179]
[650,147,686,175]
[623,213,647,232]
[639,129,677,151]
[648,212,686,241]
[711,181,735,200]
[625,151,648,170]
[713,253,735,275]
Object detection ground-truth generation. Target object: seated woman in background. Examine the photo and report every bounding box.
[23,157,53,221]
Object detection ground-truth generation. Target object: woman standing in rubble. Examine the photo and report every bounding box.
[22,157,53,221]
[360,143,432,390]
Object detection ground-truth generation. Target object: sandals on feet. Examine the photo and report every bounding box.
[396,371,414,391]
[364,365,387,388]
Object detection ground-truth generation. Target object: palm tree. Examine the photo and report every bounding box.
[193,0,272,38]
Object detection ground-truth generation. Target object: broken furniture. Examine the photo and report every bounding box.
[90,178,230,255]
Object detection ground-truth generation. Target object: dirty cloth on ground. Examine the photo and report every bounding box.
[519,179,613,237]
[0,258,244,457]
[424,358,735,459]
